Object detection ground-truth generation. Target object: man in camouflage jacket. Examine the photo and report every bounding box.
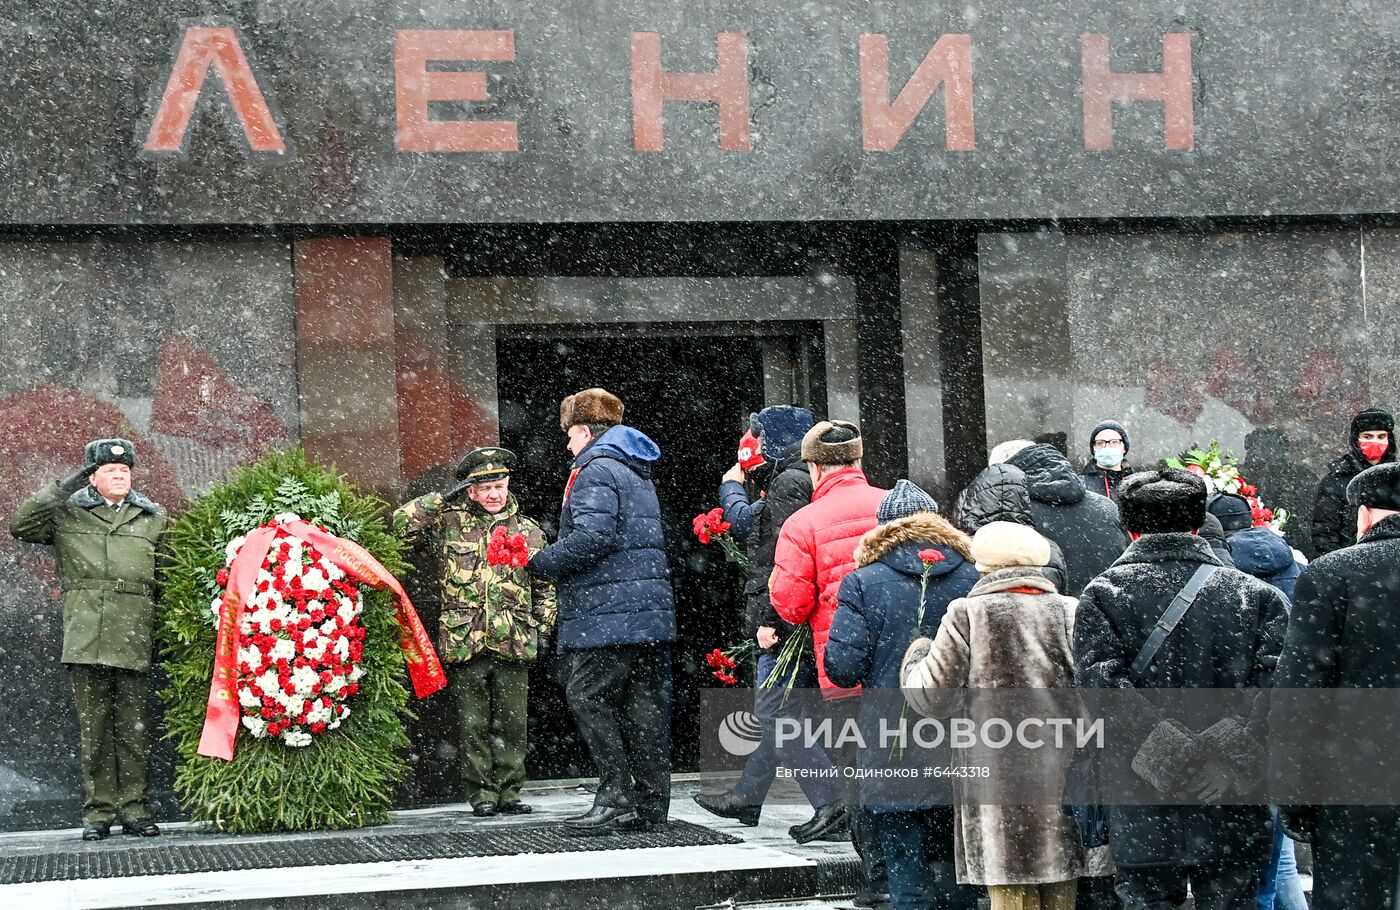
[393,446,555,817]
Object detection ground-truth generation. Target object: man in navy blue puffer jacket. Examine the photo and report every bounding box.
[528,388,677,834]
[826,481,982,910]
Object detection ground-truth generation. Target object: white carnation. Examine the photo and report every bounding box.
[291,665,319,695]
[225,535,248,565]
[282,729,313,747]
[241,716,267,738]
[270,638,296,662]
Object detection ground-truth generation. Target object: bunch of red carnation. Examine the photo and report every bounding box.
[692,508,731,545]
[486,525,530,568]
[705,646,741,685]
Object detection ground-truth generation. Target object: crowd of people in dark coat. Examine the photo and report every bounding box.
[692,405,1400,910]
[447,383,1398,908]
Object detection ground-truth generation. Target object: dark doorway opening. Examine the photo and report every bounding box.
[496,329,801,778]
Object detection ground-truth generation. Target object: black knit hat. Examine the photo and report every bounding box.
[1089,420,1130,457]
[1347,463,1400,510]
[1207,493,1254,533]
[1119,468,1207,534]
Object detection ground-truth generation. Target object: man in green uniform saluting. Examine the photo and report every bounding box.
[11,439,167,840]
[394,446,556,818]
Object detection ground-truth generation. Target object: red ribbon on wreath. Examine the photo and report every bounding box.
[197,519,446,761]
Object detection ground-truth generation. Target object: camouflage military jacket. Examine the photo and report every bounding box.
[393,492,555,664]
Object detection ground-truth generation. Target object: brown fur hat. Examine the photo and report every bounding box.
[559,387,624,431]
[801,420,862,465]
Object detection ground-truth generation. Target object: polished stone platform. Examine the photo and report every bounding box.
[0,778,862,910]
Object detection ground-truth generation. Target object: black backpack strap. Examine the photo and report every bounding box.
[1129,564,1219,680]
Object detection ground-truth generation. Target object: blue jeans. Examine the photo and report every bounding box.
[732,650,839,808]
[877,808,981,910]
[1256,807,1308,910]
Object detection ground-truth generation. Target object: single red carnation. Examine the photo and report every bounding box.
[918,548,945,565]
[216,568,230,587]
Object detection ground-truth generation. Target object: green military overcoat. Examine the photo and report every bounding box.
[11,483,167,671]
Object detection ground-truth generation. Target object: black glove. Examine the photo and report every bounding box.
[58,464,97,494]
[537,632,554,657]
[1279,806,1316,843]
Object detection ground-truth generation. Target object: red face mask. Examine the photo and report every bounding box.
[738,429,766,471]
[1360,439,1389,462]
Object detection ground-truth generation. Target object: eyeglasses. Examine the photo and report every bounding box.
[1093,438,1125,450]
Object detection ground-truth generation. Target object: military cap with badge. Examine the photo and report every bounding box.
[447,446,518,499]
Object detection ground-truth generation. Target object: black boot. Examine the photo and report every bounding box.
[692,791,761,826]
[562,804,646,835]
[81,820,111,841]
[121,818,160,837]
[791,803,847,844]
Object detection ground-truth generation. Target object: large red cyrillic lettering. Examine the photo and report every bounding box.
[394,30,518,153]
[1081,33,1194,151]
[144,27,285,154]
[631,32,751,152]
[860,34,974,152]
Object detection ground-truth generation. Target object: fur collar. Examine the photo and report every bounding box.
[1114,531,1218,567]
[855,512,972,567]
[71,485,162,515]
[969,566,1059,596]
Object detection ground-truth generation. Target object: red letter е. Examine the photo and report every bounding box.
[395,30,518,153]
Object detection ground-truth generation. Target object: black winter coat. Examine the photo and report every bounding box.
[1197,513,1237,569]
[1005,444,1130,597]
[1277,514,1400,689]
[1271,516,1400,903]
[1311,448,1396,556]
[529,426,677,651]
[719,446,812,638]
[952,462,1072,593]
[1081,461,1135,502]
[953,463,1031,534]
[1074,533,1289,868]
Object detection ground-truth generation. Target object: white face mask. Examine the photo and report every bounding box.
[1095,448,1125,469]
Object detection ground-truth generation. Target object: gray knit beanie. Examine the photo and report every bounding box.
[877,480,940,525]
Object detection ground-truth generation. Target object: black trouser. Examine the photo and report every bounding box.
[1114,863,1257,910]
[564,643,672,824]
[1312,806,1400,910]
[841,741,888,896]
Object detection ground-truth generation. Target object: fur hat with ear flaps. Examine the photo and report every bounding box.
[801,420,863,465]
[559,388,624,431]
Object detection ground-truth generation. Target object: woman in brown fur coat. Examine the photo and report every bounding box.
[901,521,1084,910]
